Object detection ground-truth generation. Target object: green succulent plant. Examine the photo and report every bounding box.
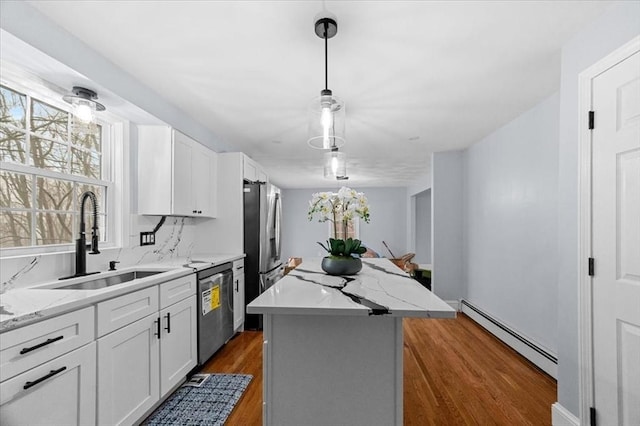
[317,238,367,258]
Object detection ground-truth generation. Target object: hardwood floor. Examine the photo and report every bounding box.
[200,314,556,425]
[200,330,264,425]
[403,315,556,425]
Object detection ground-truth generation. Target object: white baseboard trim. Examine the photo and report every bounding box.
[444,300,460,311]
[552,402,580,426]
[460,300,557,379]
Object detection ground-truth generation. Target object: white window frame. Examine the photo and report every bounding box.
[0,76,128,258]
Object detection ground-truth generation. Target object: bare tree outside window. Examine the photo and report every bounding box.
[0,84,109,249]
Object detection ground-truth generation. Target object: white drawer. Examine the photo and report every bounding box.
[0,342,96,425]
[97,286,158,337]
[0,307,94,382]
[159,274,196,309]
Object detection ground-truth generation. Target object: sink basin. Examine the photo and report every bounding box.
[53,270,164,290]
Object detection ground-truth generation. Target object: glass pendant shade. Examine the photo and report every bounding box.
[324,150,347,179]
[308,91,346,150]
[63,86,105,130]
[72,99,97,123]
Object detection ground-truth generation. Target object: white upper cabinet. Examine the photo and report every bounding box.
[171,130,194,216]
[138,126,217,218]
[243,155,267,183]
[192,142,217,217]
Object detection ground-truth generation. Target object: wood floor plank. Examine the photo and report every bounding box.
[199,313,556,425]
[200,331,263,426]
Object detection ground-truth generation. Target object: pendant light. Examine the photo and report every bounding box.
[63,86,105,132]
[324,148,347,179]
[308,16,345,150]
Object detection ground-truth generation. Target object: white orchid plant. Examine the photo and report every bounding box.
[308,187,371,258]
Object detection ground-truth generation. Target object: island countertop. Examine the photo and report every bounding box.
[247,257,455,318]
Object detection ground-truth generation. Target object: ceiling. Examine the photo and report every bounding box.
[26,0,611,189]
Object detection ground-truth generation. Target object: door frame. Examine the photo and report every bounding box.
[577,35,640,424]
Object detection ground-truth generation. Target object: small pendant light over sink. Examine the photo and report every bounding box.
[63,86,105,132]
[308,15,345,150]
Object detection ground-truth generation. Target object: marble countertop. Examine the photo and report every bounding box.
[247,258,455,318]
[0,253,244,333]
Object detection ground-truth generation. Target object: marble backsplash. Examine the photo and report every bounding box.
[0,215,197,293]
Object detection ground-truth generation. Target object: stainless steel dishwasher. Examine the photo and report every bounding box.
[196,263,234,365]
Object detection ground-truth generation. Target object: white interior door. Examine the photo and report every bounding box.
[591,50,640,426]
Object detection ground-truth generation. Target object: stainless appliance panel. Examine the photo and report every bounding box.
[197,263,234,365]
[265,184,282,272]
[259,184,269,273]
[244,182,283,330]
[260,266,283,293]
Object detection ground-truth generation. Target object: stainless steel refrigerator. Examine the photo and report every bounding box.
[243,181,283,329]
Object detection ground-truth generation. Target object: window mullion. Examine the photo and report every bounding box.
[25,94,32,168]
[67,108,72,174]
[30,173,37,247]
[25,96,36,247]
[0,162,109,187]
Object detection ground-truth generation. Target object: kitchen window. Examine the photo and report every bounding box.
[0,83,114,253]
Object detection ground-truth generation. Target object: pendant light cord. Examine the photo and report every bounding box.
[324,21,329,91]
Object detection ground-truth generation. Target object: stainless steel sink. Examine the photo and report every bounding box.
[53,270,163,290]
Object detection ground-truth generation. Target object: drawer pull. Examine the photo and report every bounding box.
[23,366,67,390]
[20,335,64,354]
[164,312,171,333]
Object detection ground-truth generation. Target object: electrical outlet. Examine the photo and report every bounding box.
[140,231,155,246]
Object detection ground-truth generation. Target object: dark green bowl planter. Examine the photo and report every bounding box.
[321,256,362,276]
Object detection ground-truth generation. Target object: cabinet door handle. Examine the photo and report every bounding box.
[164,312,171,333]
[20,335,64,354]
[23,366,67,390]
[235,279,239,292]
[154,317,161,339]
[192,210,197,214]
[198,210,202,214]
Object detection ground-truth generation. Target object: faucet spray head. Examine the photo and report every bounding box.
[91,232,100,254]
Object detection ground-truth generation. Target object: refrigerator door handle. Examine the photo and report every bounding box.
[259,274,266,293]
[274,192,282,261]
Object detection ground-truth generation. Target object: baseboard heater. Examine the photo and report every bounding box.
[460,300,558,379]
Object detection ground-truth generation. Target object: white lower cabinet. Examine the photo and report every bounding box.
[159,295,197,395]
[96,275,197,426]
[97,314,160,426]
[0,274,198,426]
[0,342,96,426]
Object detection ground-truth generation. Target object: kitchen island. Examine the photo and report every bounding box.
[247,257,455,426]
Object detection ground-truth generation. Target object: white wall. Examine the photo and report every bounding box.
[281,187,407,262]
[431,151,464,302]
[464,92,559,354]
[414,189,431,264]
[405,174,432,254]
[556,1,640,416]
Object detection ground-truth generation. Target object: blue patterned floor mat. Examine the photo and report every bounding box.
[143,374,252,425]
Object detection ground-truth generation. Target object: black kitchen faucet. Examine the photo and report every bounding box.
[60,190,101,280]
